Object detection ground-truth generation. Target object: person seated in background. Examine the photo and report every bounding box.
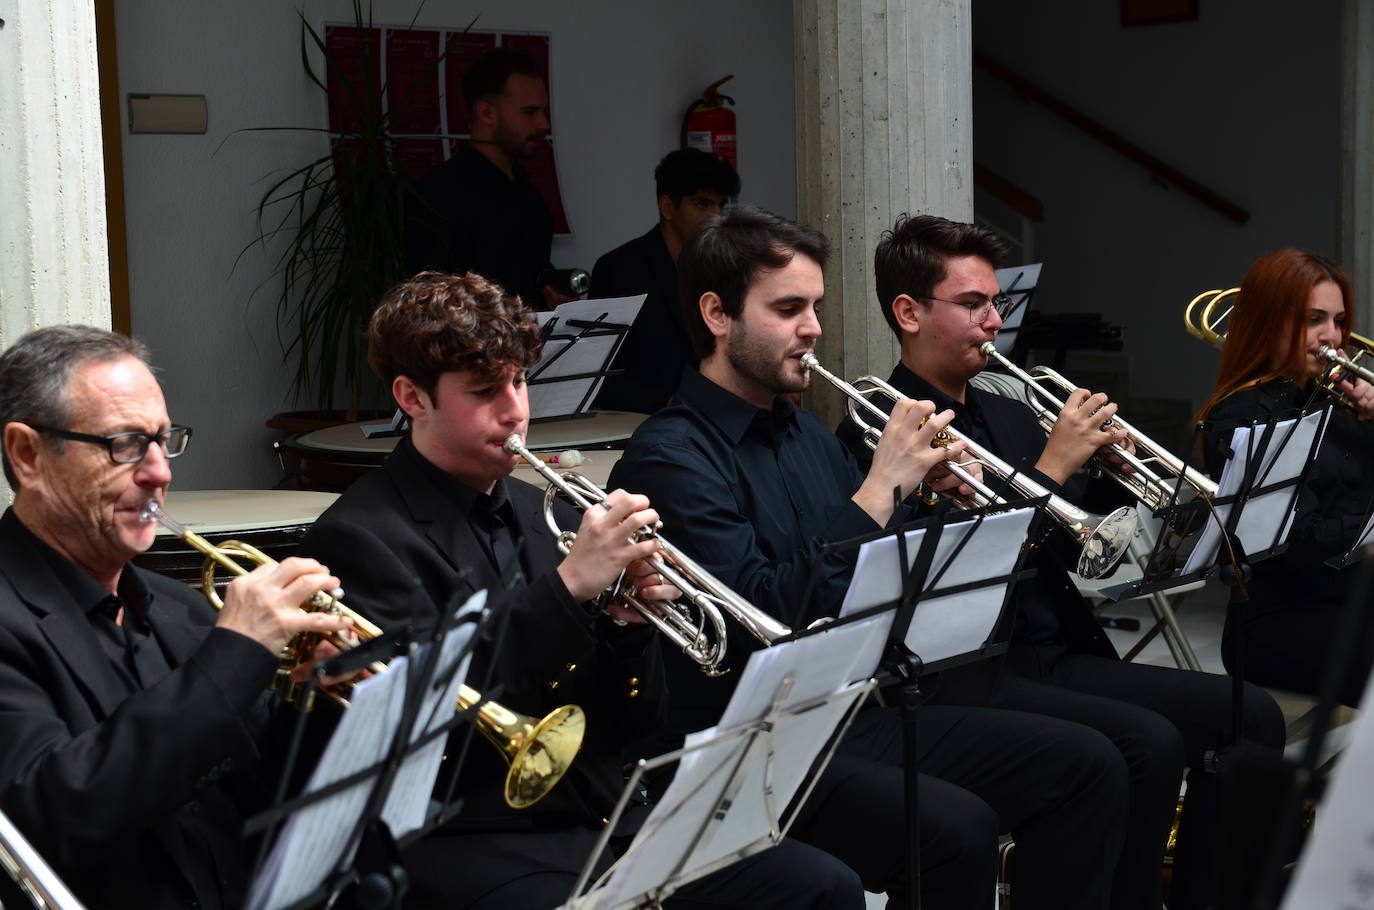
[297,271,867,910]
[841,213,1286,910]
[405,47,575,310]
[591,148,740,413]
[609,207,1131,910]
[1197,247,1374,707]
[0,325,352,909]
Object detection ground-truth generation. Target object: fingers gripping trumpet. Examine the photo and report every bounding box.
[800,352,1137,579]
[138,500,584,809]
[504,434,792,677]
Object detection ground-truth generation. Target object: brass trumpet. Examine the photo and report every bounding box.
[800,353,1137,579]
[139,500,583,809]
[979,343,1218,511]
[504,434,792,677]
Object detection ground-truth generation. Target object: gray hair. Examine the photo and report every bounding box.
[0,325,150,490]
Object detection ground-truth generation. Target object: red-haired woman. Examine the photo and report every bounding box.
[1198,247,1374,706]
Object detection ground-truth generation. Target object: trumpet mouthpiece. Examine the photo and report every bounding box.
[138,500,162,522]
[503,434,526,454]
[800,352,818,370]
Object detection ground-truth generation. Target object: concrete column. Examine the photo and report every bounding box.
[794,0,973,424]
[1342,0,1374,334]
[0,0,112,504]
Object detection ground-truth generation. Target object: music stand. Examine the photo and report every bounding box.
[994,263,1041,363]
[560,624,884,910]
[1325,491,1374,570]
[244,592,490,910]
[528,295,645,421]
[1101,406,1329,604]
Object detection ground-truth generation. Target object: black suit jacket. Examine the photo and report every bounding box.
[297,439,667,834]
[0,508,280,910]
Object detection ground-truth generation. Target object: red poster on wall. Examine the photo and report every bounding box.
[325,23,570,235]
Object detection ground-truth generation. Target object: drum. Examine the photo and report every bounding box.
[279,412,646,491]
[132,489,339,588]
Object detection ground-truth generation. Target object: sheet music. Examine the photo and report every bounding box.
[838,508,1034,665]
[593,688,865,909]
[247,593,484,910]
[529,295,645,419]
[993,262,1040,338]
[1280,664,1374,908]
[1182,411,1324,574]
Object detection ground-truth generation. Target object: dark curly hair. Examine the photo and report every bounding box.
[368,271,544,403]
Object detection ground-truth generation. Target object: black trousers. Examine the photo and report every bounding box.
[789,703,1127,910]
[1222,600,1373,708]
[401,825,865,909]
[1001,645,1286,910]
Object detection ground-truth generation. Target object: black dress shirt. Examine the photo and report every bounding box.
[404,142,555,309]
[608,367,885,736]
[590,225,695,413]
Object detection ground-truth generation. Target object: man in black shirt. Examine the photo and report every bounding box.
[591,149,740,413]
[844,213,1287,910]
[405,48,573,310]
[0,325,354,909]
[609,208,1131,910]
[298,271,867,909]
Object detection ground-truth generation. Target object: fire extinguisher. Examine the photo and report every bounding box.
[681,75,737,171]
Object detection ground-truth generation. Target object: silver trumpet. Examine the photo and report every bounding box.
[504,434,792,676]
[801,353,1137,579]
[979,343,1218,511]
[1318,343,1374,386]
[0,806,84,909]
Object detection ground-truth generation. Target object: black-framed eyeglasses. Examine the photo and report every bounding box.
[918,293,1015,325]
[27,424,192,464]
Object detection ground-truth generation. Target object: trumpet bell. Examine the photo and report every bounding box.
[1076,507,1137,579]
[499,704,587,809]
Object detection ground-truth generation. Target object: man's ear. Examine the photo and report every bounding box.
[699,292,730,342]
[891,294,924,335]
[392,376,431,423]
[657,194,676,223]
[472,97,497,130]
[3,422,44,490]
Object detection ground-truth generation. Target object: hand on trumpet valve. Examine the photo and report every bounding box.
[1096,426,1138,473]
[926,454,985,499]
[1039,389,1120,484]
[217,557,354,657]
[287,626,372,690]
[1334,372,1374,421]
[604,560,681,625]
[869,399,963,494]
[557,489,663,604]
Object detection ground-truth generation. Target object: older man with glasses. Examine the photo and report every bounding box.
[0,324,352,910]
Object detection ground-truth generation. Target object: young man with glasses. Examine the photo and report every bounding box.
[841,213,1286,910]
[0,324,352,909]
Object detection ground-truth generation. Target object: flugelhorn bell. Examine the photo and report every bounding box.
[139,500,583,809]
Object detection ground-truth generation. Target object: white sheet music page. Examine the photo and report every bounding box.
[247,592,485,910]
[1280,665,1374,908]
[839,508,1034,665]
[530,295,646,419]
[1183,411,1324,574]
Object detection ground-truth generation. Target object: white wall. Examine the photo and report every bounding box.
[114,0,795,491]
[971,0,1342,412]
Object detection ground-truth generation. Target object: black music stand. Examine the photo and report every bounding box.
[1101,404,1329,604]
[561,660,878,910]
[529,295,644,421]
[244,592,491,910]
[793,497,1041,910]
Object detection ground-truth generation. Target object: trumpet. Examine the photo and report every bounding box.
[139,500,583,809]
[504,434,792,677]
[800,353,1137,579]
[1318,343,1374,386]
[0,806,84,909]
[979,343,1218,511]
